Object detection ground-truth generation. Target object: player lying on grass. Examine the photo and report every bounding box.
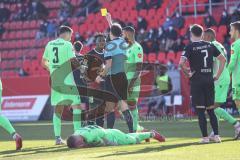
[66,125,165,148]
[202,28,240,140]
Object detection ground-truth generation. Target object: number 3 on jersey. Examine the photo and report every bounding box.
[201,49,208,68]
[53,47,59,63]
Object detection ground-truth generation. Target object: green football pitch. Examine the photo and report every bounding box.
[0,119,240,160]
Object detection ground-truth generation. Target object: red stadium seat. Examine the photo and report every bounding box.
[157,53,167,63]
[148,53,157,63]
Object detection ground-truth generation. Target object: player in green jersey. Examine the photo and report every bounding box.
[42,26,82,145]
[123,26,145,133]
[66,125,165,148]
[229,21,240,116]
[0,80,22,150]
[203,28,240,140]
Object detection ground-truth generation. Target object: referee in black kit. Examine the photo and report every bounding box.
[95,23,134,133]
[179,24,226,143]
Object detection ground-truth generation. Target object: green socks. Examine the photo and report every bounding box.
[214,107,237,125]
[0,115,15,135]
[129,132,151,142]
[53,113,61,137]
[73,109,81,132]
[130,108,139,132]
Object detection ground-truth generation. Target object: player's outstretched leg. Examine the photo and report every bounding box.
[129,130,165,143]
[0,115,22,150]
[53,106,65,145]
[211,107,240,140]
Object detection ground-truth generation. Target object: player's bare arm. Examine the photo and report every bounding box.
[128,63,142,93]
[95,59,112,83]
[41,58,49,71]
[179,57,195,78]
[214,54,226,81]
[106,13,113,27]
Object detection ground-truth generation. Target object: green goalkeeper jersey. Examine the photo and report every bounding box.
[74,125,106,146]
[126,42,143,81]
[43,38,76,87]
[212,40,230,85]
[228,39,240,86]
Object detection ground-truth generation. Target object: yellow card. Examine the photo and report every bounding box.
[101,8,107,16]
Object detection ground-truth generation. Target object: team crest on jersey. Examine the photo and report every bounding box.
[138,53,142,58]
[231,50,234,54]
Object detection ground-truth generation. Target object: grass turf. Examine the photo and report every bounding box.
[0,120,240,160]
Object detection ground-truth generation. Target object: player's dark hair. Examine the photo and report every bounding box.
[74,41,83,52]
[110,23,122,37]
[67,135,76,148]
[94,33,106,42]
[190,24,203,37]
[59,25,73,35]
[123,26,135,33]
[204,28,216,39]
[230,21,240,33]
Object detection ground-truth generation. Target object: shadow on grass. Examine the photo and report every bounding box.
[0,138,234,159]
[96,138,235,158]
[0,145,70,158]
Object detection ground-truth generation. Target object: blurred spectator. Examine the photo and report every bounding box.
[76,0,100,17]
[159,39,166,52]
[150,40,159,53]
[141,41,150,54]
[172,12,185,29]
[47,20,57,38]
[166,60,175,70]
[137,16,148,30]
[0,23,5,38]
[148,0,162,9]
[28,0,49,20]
[204,12,217,28]
[165,26,177,51]
[0,3,11,22]
[171,37,185,53]
[59,16,70,26]
[156,27,166,41]
[35,20,48,40]
[163,17,173,31]
[58,0,73,19]
[146,28,157,41]
[231,4,240,22]
[219,10,230,26]
[136,28,147,42]
[136,0,147,10]
[12,3,28,21]
[18,68,28,77]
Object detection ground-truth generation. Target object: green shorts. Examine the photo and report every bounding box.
[127,80,141,105]
[51,86,81,106]
[214,83,229,103]
[232,84,240,100]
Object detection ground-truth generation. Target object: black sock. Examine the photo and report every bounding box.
[196,108,208,137]
[207,109,219,135]
[96,116,104,127]
[107,112,115,129]
[122,110,133,133]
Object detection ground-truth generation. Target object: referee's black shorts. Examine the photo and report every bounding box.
[105,72,128,102]
[190,76,215,108]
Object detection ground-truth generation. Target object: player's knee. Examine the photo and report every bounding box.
[55,106,64,114]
